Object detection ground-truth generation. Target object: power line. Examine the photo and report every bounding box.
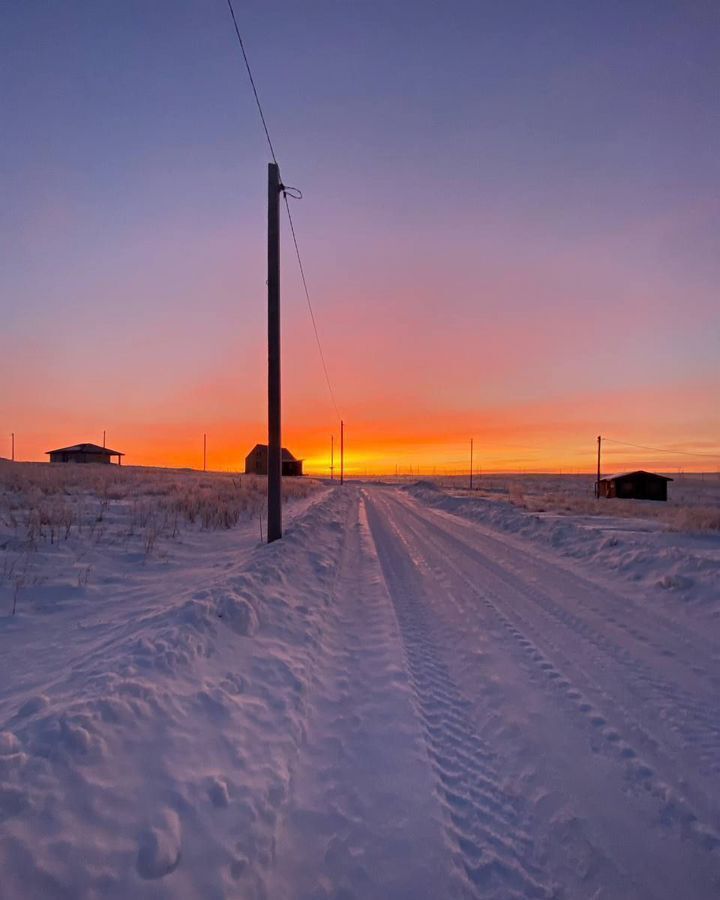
[283,194,341,419]
[603,437,718,460]
[224,0,341,419]
[224,0,277,164]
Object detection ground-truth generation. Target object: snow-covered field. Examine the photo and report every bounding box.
[0,462,317,617]
[408,475,720,610]
[424,472,720,529]
[1,466,719,898]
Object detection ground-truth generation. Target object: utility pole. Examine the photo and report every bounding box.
[203,433,207,472]
[11,432,15,462]
[330,434,334,480]
[469,438,474,491]
[340,420,344,485]
[102,430,106,448]
[267,162,282,542]
[596,434,601,498]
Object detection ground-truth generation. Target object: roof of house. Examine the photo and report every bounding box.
[246,443,302,462]
[46,443,124,456]
[600,470,673,482]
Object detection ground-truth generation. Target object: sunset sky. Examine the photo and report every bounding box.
[2,1,718,474]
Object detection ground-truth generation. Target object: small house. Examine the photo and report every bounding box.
[244,444,303,476]
[598,470,672,501]
[47,443,124,465]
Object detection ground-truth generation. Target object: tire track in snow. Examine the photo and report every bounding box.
[396,494,720,788]
[377,490,720,861]
[434,507,720,768]
[424,494,720,689]
[364,491,555,899]
[268,491,454,900]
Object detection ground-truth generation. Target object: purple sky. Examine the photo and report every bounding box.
[2,1,718,470]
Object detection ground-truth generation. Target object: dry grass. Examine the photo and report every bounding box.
[430,473,720,532]
[0,461,318,551]
[0,462,321,612]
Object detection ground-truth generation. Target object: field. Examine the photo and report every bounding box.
[421,472,720,530]
[0,461,317,616]
[1,465,719,898]
[438,473,720,531]
[400,475,720,610]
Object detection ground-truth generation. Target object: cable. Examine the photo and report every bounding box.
[225,0,277,164]
[603,437,718,459]
[224,0,341,420]
[283,193,341,419]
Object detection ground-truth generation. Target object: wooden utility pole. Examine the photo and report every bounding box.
[330,434,334,480]
[203,433,207,472]
[596,434,602,498]
[267,162,282,542]
[340,420,344,485]
[469,438,474,491]
[11,432,15,462]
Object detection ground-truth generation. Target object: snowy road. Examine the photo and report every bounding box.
[273,486,720,899]
[2,482,719,898]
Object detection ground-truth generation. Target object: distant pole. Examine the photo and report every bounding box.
[11,432,15,462]
[596,434,601,498]
[330,434,334,480]
[469,438,474,491]
[203,433,207,472]
[102,430,106,448]
[267,162,282,542]
[340,420,344,485]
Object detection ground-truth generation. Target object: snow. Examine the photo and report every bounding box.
[1,465,719,898]
[406,478,720,611]
[0,464,327,897]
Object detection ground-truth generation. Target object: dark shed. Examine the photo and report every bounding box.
[47,443,124,465]
[598,470,672,501]
[244,444,303,476]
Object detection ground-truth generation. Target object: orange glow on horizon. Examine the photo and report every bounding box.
[4,375,717,477]
[8,422,716,479]
[6,443,715,477]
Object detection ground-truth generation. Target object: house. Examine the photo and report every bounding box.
[46,443,124,465]
[244,444,303,476]
[598,470,672,501]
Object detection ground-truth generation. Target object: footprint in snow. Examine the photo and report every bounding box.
[15,695,49,719]
[0,731,21,755]
[207,776,231,808]
[136,809,182,880]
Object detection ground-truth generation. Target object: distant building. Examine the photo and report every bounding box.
[598,470,672,501]
[46,443,124,465]
[244,444,303,476]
